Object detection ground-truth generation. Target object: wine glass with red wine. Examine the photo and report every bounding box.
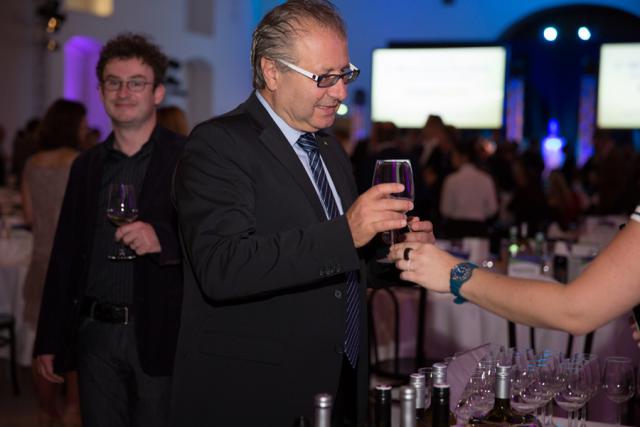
[371,159,414,259]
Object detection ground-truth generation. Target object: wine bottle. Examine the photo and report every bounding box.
[422,363,456,426]
[471,364,538,426]
[410,373,427,419]
[313,393,332,427]
[400,386,417,427]
[431,384,451,427]
[373,384,392,427]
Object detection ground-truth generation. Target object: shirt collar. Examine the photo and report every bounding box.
[255,90,305,148]
[103,126,158,158]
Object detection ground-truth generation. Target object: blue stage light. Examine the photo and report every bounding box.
[543,26,558,42]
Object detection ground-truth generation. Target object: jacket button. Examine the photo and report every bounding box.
[334,345,344,355]
[334,290,342,299]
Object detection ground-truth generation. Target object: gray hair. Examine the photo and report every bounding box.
[250,0,347,90]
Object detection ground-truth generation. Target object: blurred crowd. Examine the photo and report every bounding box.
[344,115,640,242]
[0,104,189,189]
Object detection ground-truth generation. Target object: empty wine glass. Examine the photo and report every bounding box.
[530,355,560,425]
[371,159,414,248]
[455,371,493,424]
[602,356,635,427]
[543,352,568,427]
[510,360,539,416]
[553,361,589,427]
[106,183,138,260]
[571,353,599,427]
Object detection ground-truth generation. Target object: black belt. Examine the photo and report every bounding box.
[78,298,132,325]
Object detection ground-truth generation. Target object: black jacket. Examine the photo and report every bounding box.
[33,126,185,376]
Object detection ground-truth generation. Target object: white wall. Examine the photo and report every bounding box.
[1,0,255,159]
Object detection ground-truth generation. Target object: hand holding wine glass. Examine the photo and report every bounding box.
[345,183,411,249]
[107,183,139,260]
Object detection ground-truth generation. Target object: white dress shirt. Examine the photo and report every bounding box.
[440,163,498,221]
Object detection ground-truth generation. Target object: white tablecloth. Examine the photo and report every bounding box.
[0,228,34,366]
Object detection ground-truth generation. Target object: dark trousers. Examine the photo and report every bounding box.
[76,318,171,427]
[333,356,358,427]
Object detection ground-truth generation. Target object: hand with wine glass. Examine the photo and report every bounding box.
[107,183,138,260]
[345,161,434,250]
[602,356,635,427]
[108,183,163,260]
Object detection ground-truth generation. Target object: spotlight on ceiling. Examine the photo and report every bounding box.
[37,0,66,33]
[578,26,591,41]
[543,26,558,42]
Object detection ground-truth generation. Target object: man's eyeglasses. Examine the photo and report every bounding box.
[276,59,360,88]
[102,78,154,92]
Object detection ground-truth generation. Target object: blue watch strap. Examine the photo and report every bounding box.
[450,262,478,304]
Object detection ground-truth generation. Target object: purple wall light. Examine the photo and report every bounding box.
[64,36,111,140]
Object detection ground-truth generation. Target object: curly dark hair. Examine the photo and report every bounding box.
[96,33,169,86]
[38,99,86,151]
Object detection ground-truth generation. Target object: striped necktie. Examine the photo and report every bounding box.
[297,132,360,368]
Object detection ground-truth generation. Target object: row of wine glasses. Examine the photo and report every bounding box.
[455,350,636,427]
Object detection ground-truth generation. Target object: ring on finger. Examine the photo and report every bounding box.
[403,247,413,261]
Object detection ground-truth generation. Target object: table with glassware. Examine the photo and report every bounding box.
[370,220,640,424]
[0,187,34,367]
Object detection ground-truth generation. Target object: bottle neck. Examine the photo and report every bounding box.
[375,386,392,425]
[432,364,447,386]
[432,384,450,427]
[495,372,510,400]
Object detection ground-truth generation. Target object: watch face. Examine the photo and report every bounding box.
[453,263,473,281]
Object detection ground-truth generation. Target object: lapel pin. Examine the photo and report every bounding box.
[322,140,328,146]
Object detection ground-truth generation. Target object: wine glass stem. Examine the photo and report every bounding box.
[579,405,586,427]
[616,402,622,427]
[548,401,556,427]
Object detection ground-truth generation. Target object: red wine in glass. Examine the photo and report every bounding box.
[372,159,415,245]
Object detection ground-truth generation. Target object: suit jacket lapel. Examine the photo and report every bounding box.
[244,94,327,221]
[85,145,105,242]
[138,127,168,215]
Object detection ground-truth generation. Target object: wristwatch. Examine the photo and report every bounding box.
[450,262,478,304]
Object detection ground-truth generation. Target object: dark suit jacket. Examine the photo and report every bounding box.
[171,93,374,426]
[33,126,185,376]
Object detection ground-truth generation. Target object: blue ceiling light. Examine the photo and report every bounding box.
[578,26,591,41]
[543,26,558,42]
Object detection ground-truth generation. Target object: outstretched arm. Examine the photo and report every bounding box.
[389,220,640,335]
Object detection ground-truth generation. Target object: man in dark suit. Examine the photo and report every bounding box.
[33,33,184,427]
[170,1,434,426]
